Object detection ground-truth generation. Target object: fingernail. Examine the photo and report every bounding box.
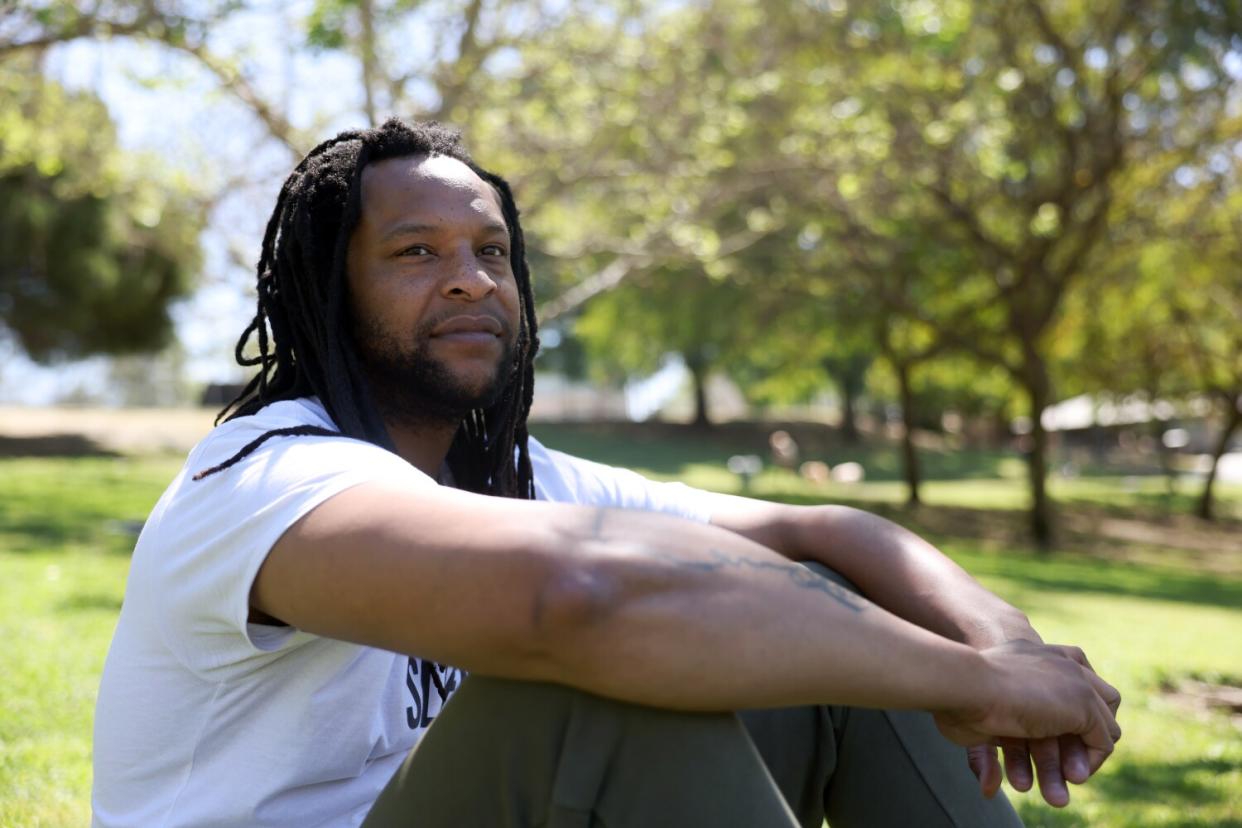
[1071,755,1090,781]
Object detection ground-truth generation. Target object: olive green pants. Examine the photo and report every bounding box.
[364,567,1024,828]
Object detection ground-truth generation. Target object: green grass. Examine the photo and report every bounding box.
[945,545,1242,827]
[0,456,182,827]
[2,441,1240,827]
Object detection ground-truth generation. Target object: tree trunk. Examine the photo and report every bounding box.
[1148,409,1178,502]
[824,355,868,444]
[840,378,860,444]
[1021,352,1055,550]
[896,361,922,506]
[1197,395,1241,520]
[1141,365,1177,500]
[358,0,379,125]
[685,352,711,429]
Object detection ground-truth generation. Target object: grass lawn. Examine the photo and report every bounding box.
[2,438,1240,827]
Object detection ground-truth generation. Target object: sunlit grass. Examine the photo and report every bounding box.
[638,461,1242,517]
[949,544,1242,827]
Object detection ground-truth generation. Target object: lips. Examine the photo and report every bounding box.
[430,315,505,337]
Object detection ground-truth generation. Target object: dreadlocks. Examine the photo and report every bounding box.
[195,119,540,498]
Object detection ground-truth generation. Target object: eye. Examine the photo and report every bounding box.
[397,244,433,257]
[480,243,507,257]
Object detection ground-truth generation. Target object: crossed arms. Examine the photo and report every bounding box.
[253,482,1121,807]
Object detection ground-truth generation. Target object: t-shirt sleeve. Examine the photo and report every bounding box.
[528,436,715,523]
[136,420,435,679]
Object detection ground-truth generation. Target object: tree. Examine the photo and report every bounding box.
[575,264,754,427]
[794,0,1241,545]
[0,59,202,362]
[1080,131,1242,519]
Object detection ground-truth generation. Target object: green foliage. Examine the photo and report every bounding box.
[0,61,203,363]
[575,265,752,383]
[305,0,352,51]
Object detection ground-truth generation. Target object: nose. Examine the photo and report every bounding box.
[442,247,497,301]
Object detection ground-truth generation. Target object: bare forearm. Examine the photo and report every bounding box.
[788,506,1034,645]
[714,501,1033,646]
[259,485,1120,759]
[259,485,992,714]
[555,510,1119,774]
[535,507,994,713]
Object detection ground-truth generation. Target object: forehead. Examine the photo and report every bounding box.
[357,154,506,230]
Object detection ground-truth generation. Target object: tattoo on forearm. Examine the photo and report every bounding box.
[647,547,865,613]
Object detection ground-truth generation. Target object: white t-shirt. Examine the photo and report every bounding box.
[92,398,715,828]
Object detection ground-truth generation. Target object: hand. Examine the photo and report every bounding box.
[935,641,1122,807]
[959,619,1108,806]
[969,733,1094,806]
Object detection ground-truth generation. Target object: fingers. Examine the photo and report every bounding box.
[1089,670,1123,718]
[967,744,1003,798]
[999,737,1033,793]
[1084,693,1120,774]
[1057,644,1092,670]
[1059,645,1122,717]
[1059,734,1091,785]
[1059,645,1123,756]
[1031,737,1070,807]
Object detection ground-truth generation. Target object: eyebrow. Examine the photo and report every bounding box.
[379,221,509,244]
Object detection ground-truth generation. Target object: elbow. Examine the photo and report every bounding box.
[531,552,623,640]
[516,545,647,684]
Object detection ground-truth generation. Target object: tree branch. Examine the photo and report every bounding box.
[171,42,305,157]
[537,255,650,324]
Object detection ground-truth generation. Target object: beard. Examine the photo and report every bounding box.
[353,314,518,428]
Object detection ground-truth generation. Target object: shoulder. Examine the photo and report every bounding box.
[163,398,433,532]
[191,398,410,482]
[128,398,433,667]
[526,435,622,503]
[527,435,714,522]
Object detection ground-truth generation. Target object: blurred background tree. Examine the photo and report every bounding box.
[0,54,203,362]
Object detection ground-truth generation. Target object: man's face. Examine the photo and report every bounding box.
[346,154,521,425]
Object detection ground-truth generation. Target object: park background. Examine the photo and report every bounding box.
[1,0,1240,825]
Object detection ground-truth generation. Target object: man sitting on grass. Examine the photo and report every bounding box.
[92,118,1120,828]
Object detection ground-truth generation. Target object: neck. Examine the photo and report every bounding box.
[385,418,459,479]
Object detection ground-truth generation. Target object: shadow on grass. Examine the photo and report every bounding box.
[1014,756,1242,827]
[0,434,117,458]
[0,509,143,556]
[751,493,1242,611]
[58,592,124,613]
[956,552,1242,611]
[1094,756,1239,806]
[1052,487,1242,523]
[532,422,1013,482]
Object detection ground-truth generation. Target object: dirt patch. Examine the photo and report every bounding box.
[0,406,216,456]
[866,501,1242,576]
[0,433,117,457]
[1160,676,1242,728]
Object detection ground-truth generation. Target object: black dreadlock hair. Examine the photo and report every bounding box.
[194,119,540,498]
